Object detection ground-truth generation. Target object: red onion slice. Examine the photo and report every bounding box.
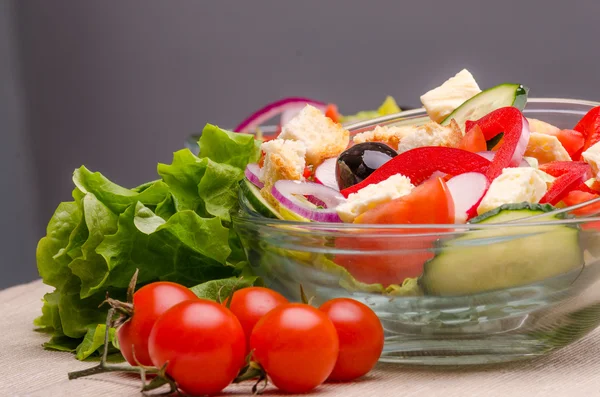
[314,158,340,191]
[476,151,530,167]
[272,180,346,222]
[234,97,327,133]
[244,163,264,189]
[446,172,489,223]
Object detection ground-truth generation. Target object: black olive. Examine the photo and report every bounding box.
[336,142,397,190]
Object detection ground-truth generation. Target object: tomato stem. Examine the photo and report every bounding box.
[68,308,158,381]
[67,307,179,395]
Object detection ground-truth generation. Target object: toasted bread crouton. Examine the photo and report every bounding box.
[396,120,463,153]
[352,125,414,150]
[279,105,349,166]
[525,132,571,164]
[259,139,306,188]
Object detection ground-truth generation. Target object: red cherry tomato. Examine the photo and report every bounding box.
[117,282,197,367]
[224,287,288,345]
[319,298,384,381]
[148,300,246,396]
[335,178,454,286]
[250,303,339,393]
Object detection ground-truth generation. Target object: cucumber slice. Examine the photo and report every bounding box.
[239,179,283,219]
[420,203,582,296]
[441,83,529,130]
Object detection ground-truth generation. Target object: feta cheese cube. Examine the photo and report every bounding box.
[396,120,463,154]
[336,174,415,223]
[279,105,349,166]
[582,141,600,180]
[420,69,481,123]
[476,168,549,215]
[259,139,306,188]
[524,132,571,164]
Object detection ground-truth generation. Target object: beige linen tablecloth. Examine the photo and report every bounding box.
[2,280,600,397]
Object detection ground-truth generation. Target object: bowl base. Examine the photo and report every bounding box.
[380,337,552,365]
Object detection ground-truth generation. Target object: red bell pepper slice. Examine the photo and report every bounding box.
[465,107,530,181]
[340,147,490,198]
[573,106,600,159]
[539,161,592,205]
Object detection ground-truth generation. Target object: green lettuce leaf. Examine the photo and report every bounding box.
[36,202,82,289]
[35,125,267,359]
[73,166,170,213]
[190,276,260,301]
[75,324,116,360]
[340,95,401,123]
[199,124,261,169]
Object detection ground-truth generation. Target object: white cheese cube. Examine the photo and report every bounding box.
[477,168,549,215]
[582,141,600,180]
[420,69,481,123]
[336,174,414,223]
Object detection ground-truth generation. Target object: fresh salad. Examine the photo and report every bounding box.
[35,68,600,379]
[240,69,600,295]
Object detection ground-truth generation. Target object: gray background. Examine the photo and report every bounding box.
[2,0,599,288]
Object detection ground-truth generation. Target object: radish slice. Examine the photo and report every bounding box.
[234,97,327,133]
[244,163,264,189]
[446,172,489,223]
[314,158,340,191]
[272,180,345,222]
[476,151,530,167]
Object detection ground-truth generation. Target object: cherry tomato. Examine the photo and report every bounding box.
[458,125,487,153]
[224,287,288,345]
[148,300,246,396]
[319,298,384,381]
[117,282,197,367]
[250,303,339,393]
[335,178,454,286]
[544,129,585,159]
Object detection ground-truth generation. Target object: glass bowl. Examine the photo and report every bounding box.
[232,98,600,366]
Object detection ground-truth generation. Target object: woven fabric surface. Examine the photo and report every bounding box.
[2,280,600,397]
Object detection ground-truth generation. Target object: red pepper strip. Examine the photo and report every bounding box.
[576,182,597,195]
[573,106,600,159]
[539,162,592,205]
[465,107,530,181]
[539,161,590,177]
[340,147,490,198]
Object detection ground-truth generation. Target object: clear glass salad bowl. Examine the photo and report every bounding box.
[232,98,600,366]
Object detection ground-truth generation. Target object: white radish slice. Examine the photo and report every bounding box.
[476,151,530,167]
[446,172,489,223]
[314,157,340,191]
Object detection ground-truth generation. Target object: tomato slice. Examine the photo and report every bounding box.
[574,107,600,158]
[325,103,341,124]
[355,177,454,224]
[458,125,487,153]
[334,178,454,286]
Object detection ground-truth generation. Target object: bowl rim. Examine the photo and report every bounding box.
[233,97,600,230]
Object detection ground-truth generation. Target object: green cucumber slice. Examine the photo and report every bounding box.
[239,179,283,219]
[441,83,529,131]
[420,202,582,296]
